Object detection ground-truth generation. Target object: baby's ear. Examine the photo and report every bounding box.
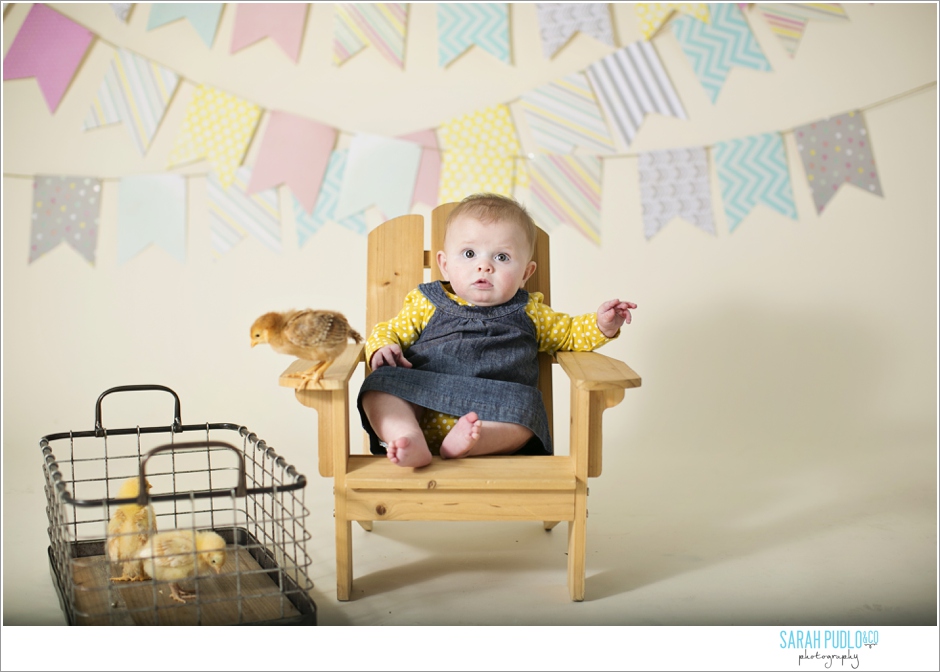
[436,250,449,280]
[522,260,537,284]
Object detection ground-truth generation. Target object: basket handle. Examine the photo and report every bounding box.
[136,441,248,505]
[95,385,182,437]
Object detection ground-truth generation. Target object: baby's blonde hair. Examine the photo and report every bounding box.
[444,193,538,261]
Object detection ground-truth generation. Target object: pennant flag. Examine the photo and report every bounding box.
[147,3,224,48]
[635,3,710,40]
[335,134,422,220]
[713,133,797,232]
[2,4,94,113]
[110,4,133,22]
[117,175,187,263]
[535,3,615,59]
[296,149,368,246]
[333,3,407,68]
[793,110,883,213]
[438,104,528,203]
[438,3,510,67]
[398,129,442,208]
[638,147,715,239]
[755,3,848,57]
[207,167,281,259]
[671,3,770,103]
[528,155,603,244]
[518,72,615,154]
[586,41,687,148]
[166,85,261,189]
[83,48,180,155]
[247,111,336,214]
[29,176,101,265]
[231,4,308,62]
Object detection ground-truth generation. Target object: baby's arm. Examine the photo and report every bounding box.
[365,288,433,369]
[370,344,412,369]
[596,299,637,338]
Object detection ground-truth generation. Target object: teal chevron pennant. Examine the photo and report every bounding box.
[672,3,770,103]
[438,3,510,66]
[296,149,367,247]
[713,133,797,232]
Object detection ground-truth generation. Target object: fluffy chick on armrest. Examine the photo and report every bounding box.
[250,309,363,387]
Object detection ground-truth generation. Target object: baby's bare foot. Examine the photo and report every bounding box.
[440,412,482,459]
[386,436,432,468]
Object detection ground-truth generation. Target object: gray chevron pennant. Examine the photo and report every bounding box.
[638,147,715,239]
[536,3,615,59]
[438,3,510,66]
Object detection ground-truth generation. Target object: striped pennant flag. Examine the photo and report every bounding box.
[672,3,770,103]
[518,72,616,154]
[438,3,510,67]
[638,147,715,239]
[528,154,603,244]
[536,3,615,59]
[207,167,281,259]
[333,3,407,68]
[586,41,687,149]
[713,133,797,232]
[755,3,848,57]
[84,48,180,155]
[296,150,368,247]
[636,3,710,40]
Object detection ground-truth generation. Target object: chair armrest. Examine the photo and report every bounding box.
[279,343,365,390]
[556,351,641,391]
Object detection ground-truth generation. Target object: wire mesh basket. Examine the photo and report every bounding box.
[40,385,316,626]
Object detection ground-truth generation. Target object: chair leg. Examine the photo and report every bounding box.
[543,521,560,531]
[567,489,587,601]
[336,516,353,601]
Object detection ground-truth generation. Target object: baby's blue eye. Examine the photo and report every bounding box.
[463,250,475,259]
[494,253,510,262]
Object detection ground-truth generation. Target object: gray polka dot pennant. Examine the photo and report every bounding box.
[30,176,101,265]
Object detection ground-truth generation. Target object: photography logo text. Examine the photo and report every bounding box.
[780,629,879,668]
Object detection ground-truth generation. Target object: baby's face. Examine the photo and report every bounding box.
[437,215,536,307]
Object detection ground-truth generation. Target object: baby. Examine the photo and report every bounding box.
[358,193,636,468]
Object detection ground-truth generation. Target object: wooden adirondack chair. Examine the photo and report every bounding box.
[279,202,641,601]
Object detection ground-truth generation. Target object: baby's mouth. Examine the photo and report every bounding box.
[472,279,492,288]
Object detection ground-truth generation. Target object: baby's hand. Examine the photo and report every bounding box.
[370,344,413,370]
[596,299,637,338]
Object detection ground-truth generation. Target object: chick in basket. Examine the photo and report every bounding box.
[250,309,363,388]
[106,477,157,583]
[138,529,227,603]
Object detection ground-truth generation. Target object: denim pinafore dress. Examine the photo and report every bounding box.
[357,281,552,455]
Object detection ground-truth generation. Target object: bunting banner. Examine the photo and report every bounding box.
[638,146,715,239]
[398,129,442,208]
[166,85,261,189]
[636,3,710,40]
[83,48,181,155]
[438,104,528,203]
[529,155,603,243]
[713,132,797,232]
[671,3,771,103]
[247,111,336,214]
[333,3,407,68]
[518,72,616,154]
[335,134,422,220]
[117,174,187,264]
[296,149,368,247]
[586,41,688,148]
[793,110,883,213]
[755,3,848,57]
[231,4,308,62]
[2,4,94,113]
[207,166,281,259]
[535,3,615,59]
[110,4,133,23]
[29,176,101,265]
[147,4,223,48]
[438,3,510,67]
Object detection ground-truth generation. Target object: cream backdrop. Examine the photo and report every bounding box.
[2,0,937,645]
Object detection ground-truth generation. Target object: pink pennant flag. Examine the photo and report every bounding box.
[247,111,337,215]
[398,129,441,208]
[3,4,95,113]
[231,4,309,62]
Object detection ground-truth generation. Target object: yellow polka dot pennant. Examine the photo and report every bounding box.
[166,85,261,189]
[437,103,528,204]
[636,3,710,40]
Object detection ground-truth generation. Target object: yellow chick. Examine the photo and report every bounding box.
[106,477,157,583]
[250,309,363,387]
[137,529,227,603]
